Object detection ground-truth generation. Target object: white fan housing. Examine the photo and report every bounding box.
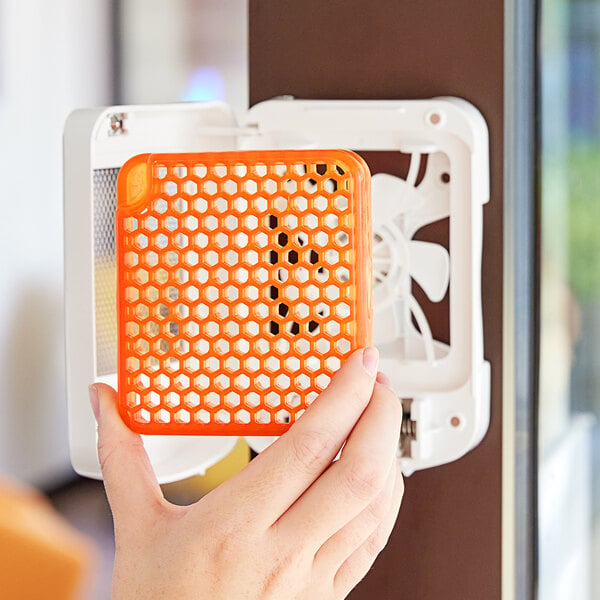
[64,97,490,481]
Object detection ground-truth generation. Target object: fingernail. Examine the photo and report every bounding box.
[362,346,379,377]
[376,371,394,390]
[89,385,100,420]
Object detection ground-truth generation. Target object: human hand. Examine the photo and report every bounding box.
[89,347,404,600]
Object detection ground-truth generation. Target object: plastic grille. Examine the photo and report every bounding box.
[116,150,371,435]
[93,167,119,376]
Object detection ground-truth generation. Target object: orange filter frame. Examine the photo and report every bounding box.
[116,149,372,435]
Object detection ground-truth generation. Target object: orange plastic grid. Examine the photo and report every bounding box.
[116,150,372,435]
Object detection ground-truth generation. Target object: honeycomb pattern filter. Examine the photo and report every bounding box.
[116,149,372,435]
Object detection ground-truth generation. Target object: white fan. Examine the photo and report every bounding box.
[371,152,451,363]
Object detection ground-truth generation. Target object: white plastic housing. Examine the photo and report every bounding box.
[64,97,490,480]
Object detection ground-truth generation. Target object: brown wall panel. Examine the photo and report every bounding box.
[249,2,504,598]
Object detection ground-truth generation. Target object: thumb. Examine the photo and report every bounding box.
[89,383,165,521]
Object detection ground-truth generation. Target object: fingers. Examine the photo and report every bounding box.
[90,383,165,522]
[210,347,380,526]
[274,380,402,552]
[313,459,401,574]
[333,466,404,597]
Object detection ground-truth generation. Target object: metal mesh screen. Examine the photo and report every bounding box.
[93,168,119,376]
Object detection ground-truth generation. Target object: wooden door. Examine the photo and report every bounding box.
[249,2,506,598]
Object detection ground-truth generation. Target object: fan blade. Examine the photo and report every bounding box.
[371,173,420,229]
[408,240,450,302]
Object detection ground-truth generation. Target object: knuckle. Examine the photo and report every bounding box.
[378,386,403,421]
[367,490,393,523]
[97,437,144,474]
[289,428,339,472]
[342,456,386,501]
[365,527,390,557]
[347,386,370,411]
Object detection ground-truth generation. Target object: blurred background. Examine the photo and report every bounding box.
[539,1,600,598]
[2,0,600,598]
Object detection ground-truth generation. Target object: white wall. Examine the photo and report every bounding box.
[0,0,112,487]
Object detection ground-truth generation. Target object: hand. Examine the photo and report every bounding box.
[89,347,404,600]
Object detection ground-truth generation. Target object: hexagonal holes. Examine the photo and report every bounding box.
[215,339,230,355]
[225,321,240,337]
[255,409,271,424]
[335,338,352,353]
[124,251,139,268]
[275,409,291,424]
[194,339,209,355]
[294,267,309,284]
[215,409,231,424]
[255,337,270,355]
[194,197,208,213]
[143,321,160,338]
[203,180,218,195]
[302,178,317,194]
[244,356,260,373]
[204,214,218,231]
[253,196,268,213]
[183,180,197,196]
[133,338,150,356]
[295,373,311,389]
[183,321,200,338]
[152,372,170,391]
[184,356,201,373]
[312,195,327,212]
[234,373,250,390]
[315,373,331,389]
[244,214,259,231]
[316,338,331,354]
[235,409,251,425]
[195,409,211,424]
[205,391,220,408]
[223,179,237,196]
[134,233,149,250]
[265,392,281,408]
[174,373,190,391]
[204,356,220,372]
[294,337,311,355]
[203,320,220,338]
[203,250,218,267]
[165,181,178,197]
[305,355,320,372]
[124,216,138,233]
[325,284,340,301]
[293,302,310,320]
[145,391,160,408]
[274,373,290,390]
[335,266,350,282]
[125,356,141,373]
[173,198,188,214]
[195,268,209,285]
[252,302,269,319]
[205,285,219,302]
[224,250,238,266]
[174,409,191,424]
[244,391,260,409]
[195,232,209,248]
[284,392,301,409]
[334,231,350,247]
[174,233,189,250]
[184,391,201,408]
[234,303,250,320]
[262,178,277,194]
[335,302,351,319]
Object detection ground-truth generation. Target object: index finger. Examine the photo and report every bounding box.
[211,347,379,526]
